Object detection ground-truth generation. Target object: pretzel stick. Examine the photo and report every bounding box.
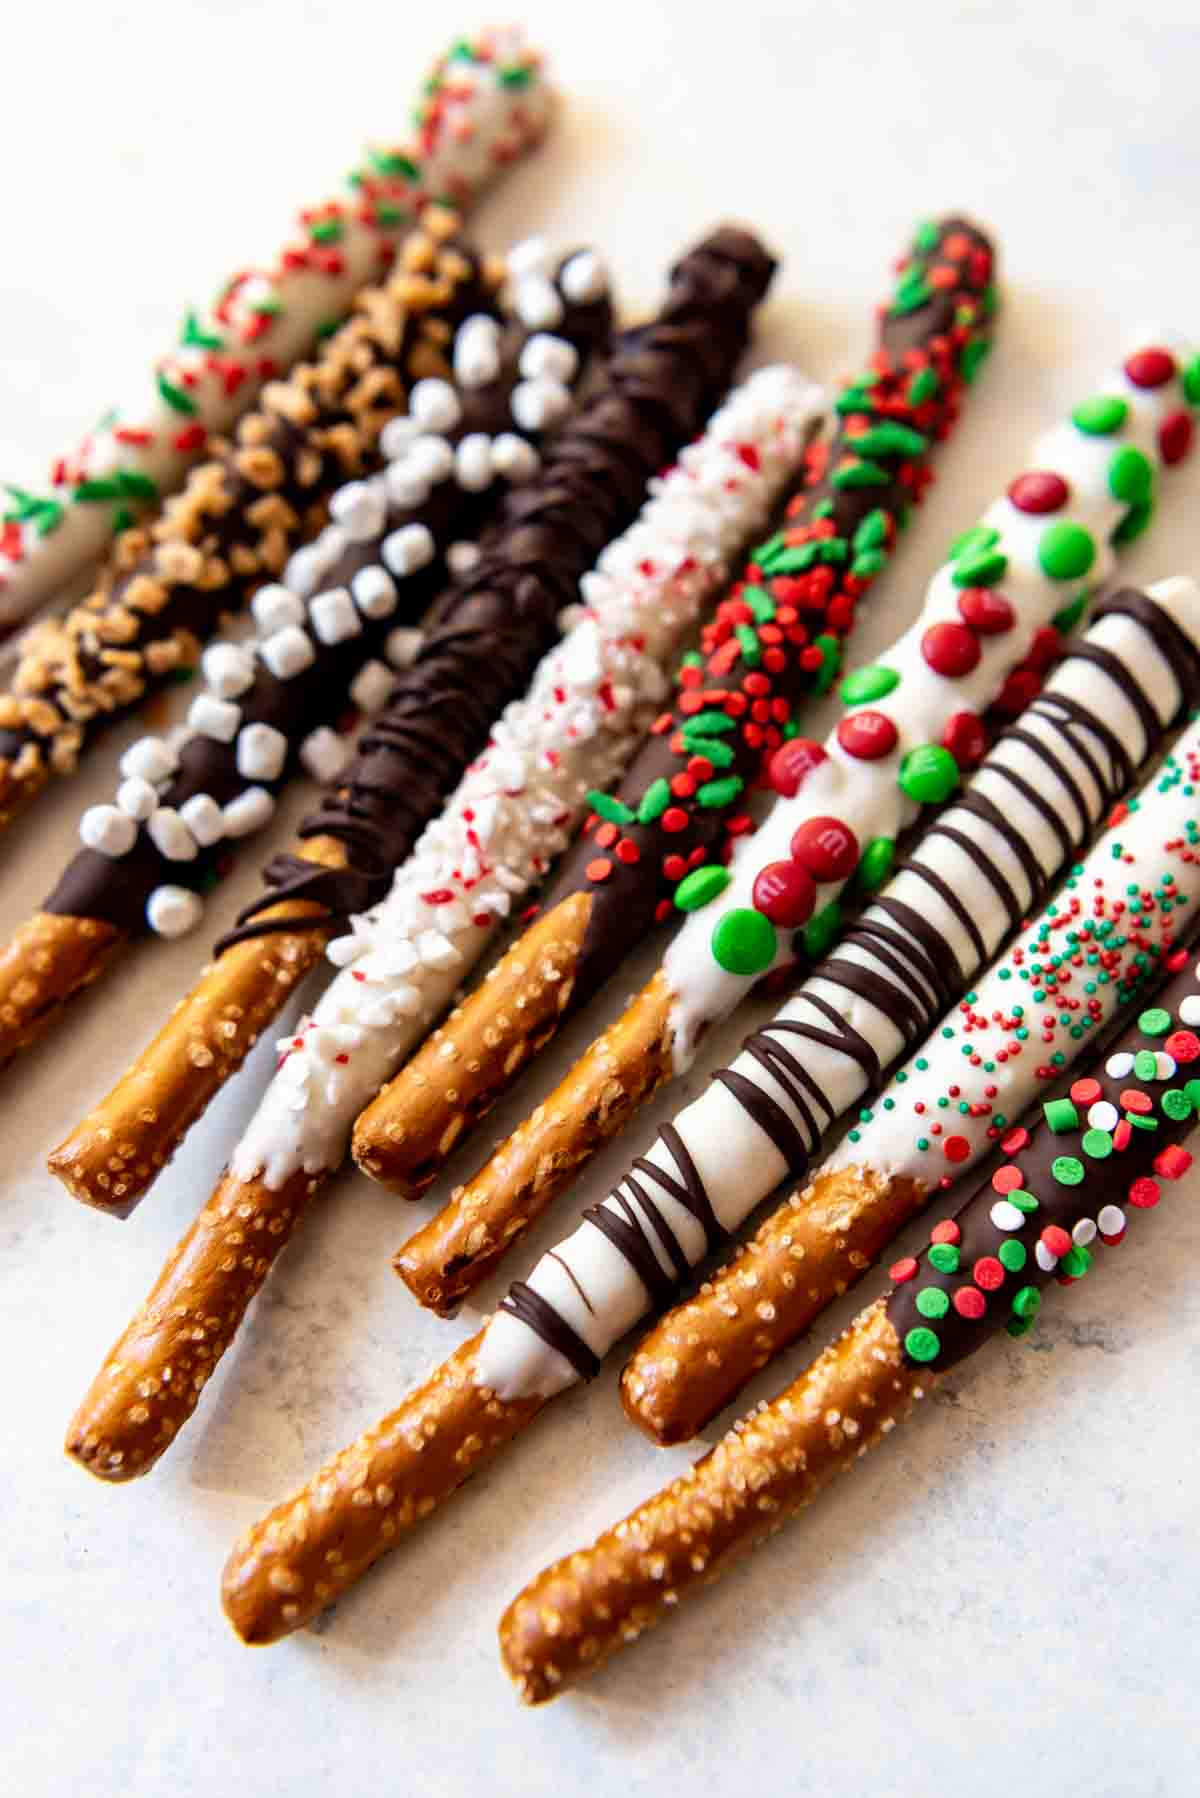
[49,231,777,1220]
[354,215,997,1200]
[623,693,1200,1440]
[499,935,1200,1701]
[9,249,612,1088]
[0,27,551,631]
[392,345,1200,1312]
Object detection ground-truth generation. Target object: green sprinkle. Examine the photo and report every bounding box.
[1043,1098,1080,1134]
[499,62,533,87]
[857,836,895,891]
[810,634,841,697]
[898,743,959,805]
[759,543,820,574]
[1138,1006,1172,1036]
[1082,1128,1113,1159]
[852,509,890,553]
[913,220,941,253]
[1112,497,1154,544]
[851,549,888,580]
[370,148,420,180]
[156,372,197,416]
[674,866,731,912]
[735,623,761,666]
[999,1239,1027,1273]
[802,900,842,960]
[890,277,933,318]
[684,710,737,738]
[711,908,777,976]
[637,778,671,824]
[846,422,928,459]
[742,585,776,623]
[308,219,344,244]
[951,547,1008,587]
[928,1243,960,1275]
[1011,1285,1042,1321]
[904,1326,941,1362]
[1162,1088,1193,1121]
[1051,1155,1085,1186]
[115,470,158,500]
[961,337,991,383]
[916,1286,950,1319]
[1107,445,1154,506]
[840,664,899,706]
[831,457,891,489]
[72,478,123,503]
[1072,394,1128,435]
[1126,1111,1158,1132]
[697,775,744,809]
[1052,594,1089,635]
[587,790,636,826]
[1183,355,1200,405]
[682,734,734,768]
[908,367,940,406]
[1186,1079,1200,1110]
[1061,1245,1093,1278]
[949,523,1000,560]
[180,309,224,351]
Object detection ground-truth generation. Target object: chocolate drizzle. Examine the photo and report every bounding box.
[216,227,775,951]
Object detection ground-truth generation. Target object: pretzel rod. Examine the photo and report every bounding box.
[499,938,1200,1703]
[50,229,775,1223]
[4,249,612,1083]
[392,345,1199,1314]
[0,211,498,831]
[623,631,1200,1439]
[0,28,551,631]
[354,216,997,1201]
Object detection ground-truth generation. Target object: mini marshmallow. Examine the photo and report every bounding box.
[455,434,494,492]
[351,564,398,620]
[559,250,608,303]
[251,582,306,635]
[202,641,256,699]
[146,885,205,939]
[409,378,462,435]
[281,544,327,599]
[378,414,421,462]
[385,626,424,668]
[446,541,482,576]
[179,792,225,846]
[507,237,553,280]
[513,274,564,331]
[350,660,396,713]
[222,787,276,837]
[236,722,289,782]
[329,480,387,543]
[491,433,539,483]
[260,623,316,680]
[453,322,501,388]
[309,586,362,646]
[300,726,353,783]
[120,736,178,784]
[519,333,579,383]
[115,776,158,821]
[407,435,456,484]
[147,807,198,862]
[382,523,435,577]
[188,693,241,743]
[511,377,571,434]
[383,460,432,511]
[80,803,138,857]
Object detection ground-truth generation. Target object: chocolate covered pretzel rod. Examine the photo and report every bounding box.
[353,215,997,1200]
[51,228,773,1225]
[1,245,611,1074]
[623,634,1200,1440]
[498,934,1200,1702]
[392,345,1199,1311]
[0,27,551,630]
[62,232,779,1486]
[0,209,495,828]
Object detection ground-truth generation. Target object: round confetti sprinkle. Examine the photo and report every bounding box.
[953,1286,987,1320]
[837,710,898,761]
[1041,1225,1073,1258]
[1037,521,1096,581]
[1043,1097,1079,1134]
[1128,1177,1161,1209]
[1007,470,1068,515]
[1082,1128,1113,1159]
[916,1286,950,1320]
[1072,394,1128,435]
[768,737,828,797]
[999,1239,1027,1272]
[857,836,895,890]
[929,1243,960,1274]
[904,1327,941,1363]
[890,1257,919,1284]
[992,1165,1024,1195]
[1106,1052,1135,1079]
[899,742,959,805]
[1051,1156,1085,1186]
[1011,1285,1042,1320]
[1165,1029,1200,1063]
[930,1219,962,1246]
[942,1135,970,1163]
[990,1199,1025,1232]
[790,816,859,883]
[711,908,777,976]
[1097,1204,1126,1237]
[1107,444,1153,505]
[841,664,899,705]
[674,865,731,912]
[1123,346,1175,388]
[752,860,816,927]
[958,586,1016,633]
[974,1256,1005,1291]
[1139,1007,1172,1036]
[1159,410,1194,466]
[922,620,981,677]
[1072,1218,1098,1247]
[1087,1100,1119,1132]
[942,711,987,768]
[1070,1077,1102,1106]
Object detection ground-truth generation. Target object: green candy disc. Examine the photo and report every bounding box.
[928,1243,960,1274]
[1011,1285,1042,1320]
[1037,521,1096,581]
[1051,1155,1085,1186]
[1082,1127,1113,1159]
[898,743,960,805]
[1061,1245,1093,1278]
[1162,1088,1193,1121]
[1134,1049,1160,1081]
[1107,445,1154,505]
[857,836,896,891]
[1138,1006,1172,1036]
[999,1238,1027,1272]
[905,1326,942,1363]
[840,664,900,705]
[674,866,732,912]
[711,908,777,976]
[1072,394,1128,435]
[916,1286,951,1319]
[1043,1097,1079,1134]
[1008,1188,1039,1214]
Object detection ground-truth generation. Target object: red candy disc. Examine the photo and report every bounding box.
[1166,1030,1200,1063]
[1124,346,1176,389]
[1041,1225,1072,1259]
[922,619,981,678]
[958,587,1016,635]
[1069,1077,1102,1106]
[974,1256,1005,1291]
[992,1164,1024,1193]
[1155,1144,1194,1180]
[953,1286,987,1320]
[1001,1126,1030,1154]
[890,1256,919,1284]
[752,859,817,927]
[1159,410,1194,466]
[768,736,828,797]
[1113,1119,1133,1152]
[1128,1177,1161,1209]
[1007,470,1069,514]
[1121,1089,1153,1115]
[930,1219,962,1245]
[942,710,987,768]
[836,709,898,760]
[790,816,859,883]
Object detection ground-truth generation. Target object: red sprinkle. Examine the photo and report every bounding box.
[662,853,688,883]
[1007,470,1069,514]
[836,709,898,760]
[922,619,981,677]
[1124,346,1176,388]
[953,1286,987,1320]
[586,858,612,883]
[930,1219,961,1245]
[890,1257,919,1284]
[1128,1176,1161,1208]
[767,737,827,797]
[789,815,859,882]
[974,1256,1005,1292]
[662,807,689,834]
[616,839,640,865]
[752,860,817,927]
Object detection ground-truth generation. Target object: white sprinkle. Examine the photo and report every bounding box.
[385,627,424,669]
[382,523,435,577]
[147,807,198,862]
[116,776,158,821]
[309,586,361,646]
[236,722,288,783]
[989,1200,1025,1233]
[1106,1051,1135,1079]
[80,804,137,857]
[260,623,316,681]
[1097,1204,1126,1237]
[416,930,461,970]
[511,377,571,434]
[351,564,398,620]
[378,414,421,462]
[1087,1100,1120,1133]
[350,659,395,713]
[446,541,482,576]
[513,274,564,331]
[300,726,352,783]
[251,582,306,635]
[120,737,177,784]
[559,250,608,304]
[179,793,225,846]
[146,885,204,939]
[1178,994,1200,1026]
[491,433,539,483]
[202,641,256,699]
[222,787,275,837]
[519,333,579,383]
[1072,1217,1098,1246]
[455,433,494,492]
[409,378,462,435]
[329,480,387,543]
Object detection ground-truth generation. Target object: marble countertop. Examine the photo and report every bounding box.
[3,3,1199,1793]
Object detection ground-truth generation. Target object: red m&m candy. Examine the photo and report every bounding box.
[767,736,827,797]
[790,816,859,883]
[957,587,1015,635]
[837,709,898,760]
[942,710,987,767]
[922,619,981,677]
[1159,410,1194,465]
[1008,470,1069,514]
[752,859,817,927]
[1124,346,1176,388]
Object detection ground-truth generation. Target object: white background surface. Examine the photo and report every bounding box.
[3,4,1200,1794]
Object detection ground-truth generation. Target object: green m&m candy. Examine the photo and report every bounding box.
[711,908,777,976]
[1037,521,1096,581]
[899,743,959,804]
[1107,445,1153,505]
[1072,394,1128,435]
[840,664,900,705]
